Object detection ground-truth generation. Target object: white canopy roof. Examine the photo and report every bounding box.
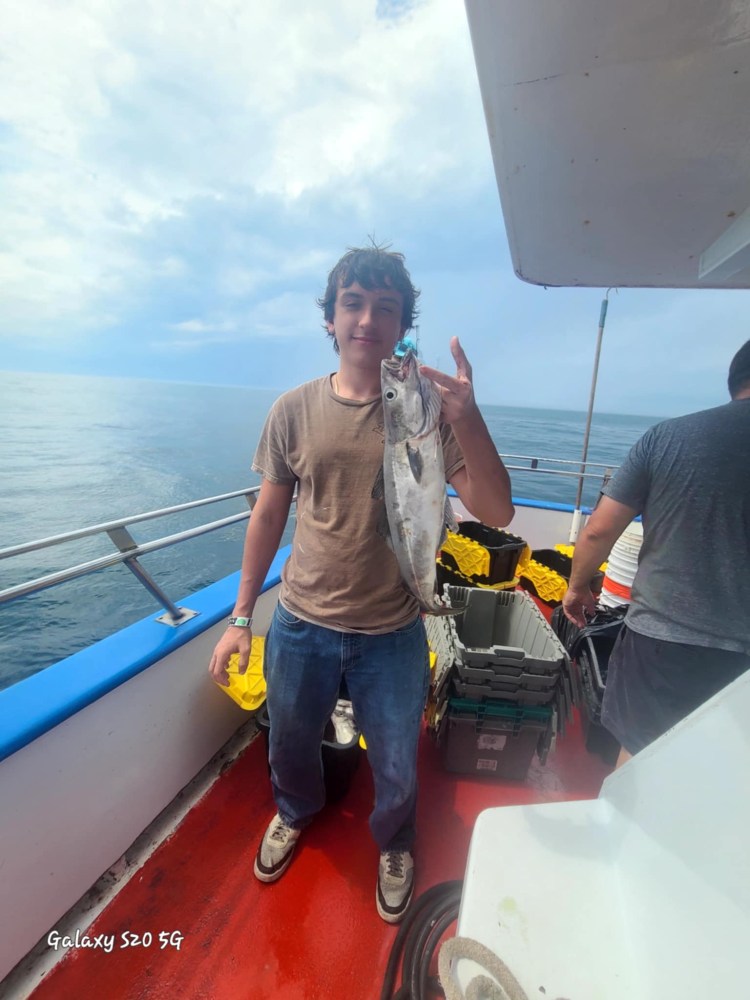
[465,0,750,288]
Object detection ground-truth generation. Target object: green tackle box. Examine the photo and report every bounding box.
[438,697,552,780]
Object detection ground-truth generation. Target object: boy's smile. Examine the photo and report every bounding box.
[326,282,405,368]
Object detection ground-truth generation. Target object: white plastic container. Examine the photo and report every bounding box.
[600,520,643,607]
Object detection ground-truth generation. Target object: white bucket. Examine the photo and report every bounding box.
[600,521,643,607]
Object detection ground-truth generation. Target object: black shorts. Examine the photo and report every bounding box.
[600,626,750,755]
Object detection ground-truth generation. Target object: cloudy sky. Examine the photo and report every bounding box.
[1,0,747,416]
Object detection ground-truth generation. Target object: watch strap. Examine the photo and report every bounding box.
[228,616,253,628]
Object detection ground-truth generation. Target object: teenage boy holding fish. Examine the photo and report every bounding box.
[209,244,513,922]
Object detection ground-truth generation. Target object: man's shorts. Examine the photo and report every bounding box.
[600,626,750,755]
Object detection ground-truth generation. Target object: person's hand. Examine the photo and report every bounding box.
[209,626,253,686]
[562,585,596,628]
[419,336,477,425]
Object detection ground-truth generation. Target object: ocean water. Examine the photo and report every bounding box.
[0,371,660,689]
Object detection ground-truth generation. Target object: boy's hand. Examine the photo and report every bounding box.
[419,336,477,425]
[209,626,253,686]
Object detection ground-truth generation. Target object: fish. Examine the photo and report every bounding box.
[376,349,461,615]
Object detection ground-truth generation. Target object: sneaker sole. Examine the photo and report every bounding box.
[376,880,414,924]
[253,842,298,884]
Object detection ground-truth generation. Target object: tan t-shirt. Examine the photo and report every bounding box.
[252,374,465,633]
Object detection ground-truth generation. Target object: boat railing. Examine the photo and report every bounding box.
[499,454,617,488]
[0,455,616,627]
[0,486,281,626]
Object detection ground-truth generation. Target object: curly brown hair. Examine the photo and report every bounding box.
[318,243,420,354]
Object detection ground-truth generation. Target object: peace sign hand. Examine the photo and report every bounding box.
[419,336,477,425]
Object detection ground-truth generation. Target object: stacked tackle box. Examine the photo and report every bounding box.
[425,587,573,780]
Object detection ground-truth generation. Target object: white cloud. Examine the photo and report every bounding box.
[155,256,187,278]
[169,319,238,334]
[0,0,484,334]
[157,289,319,351]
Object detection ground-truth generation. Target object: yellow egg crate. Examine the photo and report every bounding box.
[440,530,492,579]
[440,529,531,585]
[554,543,607,573]
[522,561,568,603]
[217,635,267,711]
[436,540,531,592]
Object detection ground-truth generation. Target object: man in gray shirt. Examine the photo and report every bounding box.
[563,339,750,768]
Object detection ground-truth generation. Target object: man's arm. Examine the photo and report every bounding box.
[562,495,639,627]
[208,478,295,685]
[420,337,514,527]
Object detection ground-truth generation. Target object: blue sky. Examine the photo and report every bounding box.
[1,0,747,416]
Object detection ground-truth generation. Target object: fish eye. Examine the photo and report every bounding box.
[384,389,397,401]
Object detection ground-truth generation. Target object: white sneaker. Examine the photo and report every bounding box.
[254,813,301,883]
[376,850,415,923]
[330,699,357,744]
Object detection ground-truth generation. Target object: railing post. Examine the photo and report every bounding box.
[106,528,197,627]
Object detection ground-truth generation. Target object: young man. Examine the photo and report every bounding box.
[209,245,513,922]
[562,339,750,769]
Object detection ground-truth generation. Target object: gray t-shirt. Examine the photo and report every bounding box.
[602,399,750,653]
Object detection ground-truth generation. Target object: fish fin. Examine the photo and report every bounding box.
[370,466,385,500]
[421,379,443,426]
[406,442,423,483]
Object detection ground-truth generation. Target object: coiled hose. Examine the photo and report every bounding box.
[379,881,529,1000]
[380,880,463,999]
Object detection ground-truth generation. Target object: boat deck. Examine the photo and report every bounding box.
[27,707,612,1000]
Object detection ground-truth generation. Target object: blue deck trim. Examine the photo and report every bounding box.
[445,487,593,516]
[0,547,290,764]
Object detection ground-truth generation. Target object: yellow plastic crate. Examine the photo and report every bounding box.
[522,561,567,603]
[217,635,267,711]
[441,530,492,579]
[554,543,607,573]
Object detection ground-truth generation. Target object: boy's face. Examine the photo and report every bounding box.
[327,281,405,369]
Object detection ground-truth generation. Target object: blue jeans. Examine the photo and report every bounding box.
[264,602,430,851]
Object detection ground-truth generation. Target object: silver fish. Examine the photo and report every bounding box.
[378,350,459,614]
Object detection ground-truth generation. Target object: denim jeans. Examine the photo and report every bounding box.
[264,602,430,851]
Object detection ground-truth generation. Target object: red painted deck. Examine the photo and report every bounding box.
[28,710,611,1000]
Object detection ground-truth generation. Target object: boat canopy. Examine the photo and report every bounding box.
[465,0,750,288]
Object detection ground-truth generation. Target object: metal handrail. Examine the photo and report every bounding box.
[0,486,261,561]
[504,465,610,481]
[500,454,617,470]
[499,454,617,487]
[0,486,269,626]
[0,456,616,625]
[0,511,252,605]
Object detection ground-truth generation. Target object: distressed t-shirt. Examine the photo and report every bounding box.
[602,398,750,652]
[252,374,465,633]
